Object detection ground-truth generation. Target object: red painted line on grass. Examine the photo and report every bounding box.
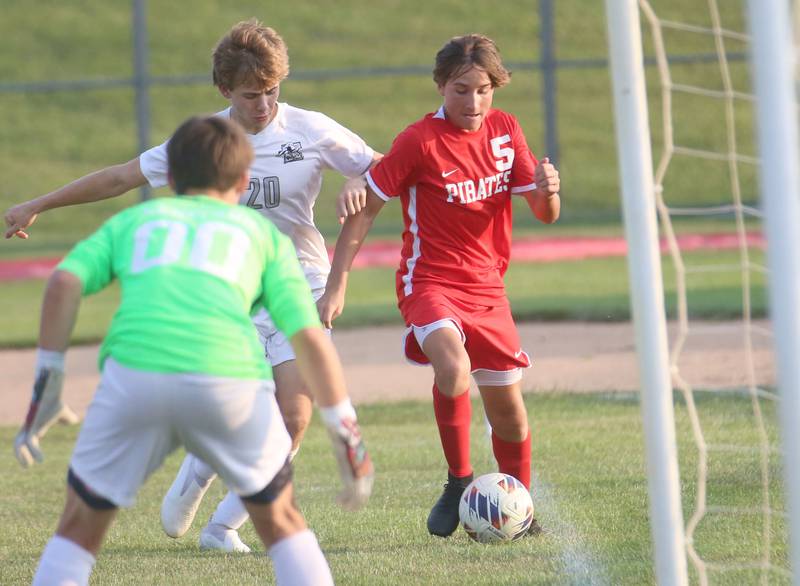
[0,232,766,282]
[0,257,61,281]
[349,232,766,268]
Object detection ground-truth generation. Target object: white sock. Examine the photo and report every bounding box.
[35,348,65,372]
[269,530,333,586]
[208,491,249,531]
[33,535,96,586]
[189,454,216,485]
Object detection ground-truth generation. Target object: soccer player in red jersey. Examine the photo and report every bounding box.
[318,34,561,537]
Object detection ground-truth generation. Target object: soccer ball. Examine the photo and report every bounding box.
[458,473,533,543]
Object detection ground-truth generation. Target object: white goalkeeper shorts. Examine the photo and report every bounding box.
[252,286,330,367]
[70,358,291,508]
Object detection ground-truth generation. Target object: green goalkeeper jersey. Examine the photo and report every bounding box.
[57,196,321,379]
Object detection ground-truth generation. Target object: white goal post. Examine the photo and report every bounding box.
[747,0,800,583]
[604,0,800,584]
[604,1,688,583]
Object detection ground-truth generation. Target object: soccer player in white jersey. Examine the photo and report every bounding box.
[319,34,561,538]
[4,20,380,552]
[15,115,373,586]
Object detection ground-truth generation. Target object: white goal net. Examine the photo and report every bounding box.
[606,0,800,583]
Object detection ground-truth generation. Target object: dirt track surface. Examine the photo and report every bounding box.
[1,320,775,426]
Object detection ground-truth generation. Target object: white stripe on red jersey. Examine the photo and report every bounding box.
[367,106,538,303]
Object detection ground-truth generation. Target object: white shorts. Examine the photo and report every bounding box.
[411,318,464,348]
[70,358,291,508]
[252,286,329,367]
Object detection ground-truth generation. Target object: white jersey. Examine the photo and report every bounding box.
[139,103,375,291]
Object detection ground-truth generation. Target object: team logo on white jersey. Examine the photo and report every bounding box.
[277,142,304,163]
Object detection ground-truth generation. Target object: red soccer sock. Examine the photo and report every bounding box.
[492,430,532,489]
[432,384,473,478]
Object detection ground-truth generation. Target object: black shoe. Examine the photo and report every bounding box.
[526,517,544,537]
[427,472,473,537]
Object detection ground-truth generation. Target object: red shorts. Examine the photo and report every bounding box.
[398,288,531,375]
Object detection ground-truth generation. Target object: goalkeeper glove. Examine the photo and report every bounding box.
[14,350,68,468]
[320,399,374,511]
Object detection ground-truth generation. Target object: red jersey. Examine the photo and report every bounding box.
[366,106,538,303]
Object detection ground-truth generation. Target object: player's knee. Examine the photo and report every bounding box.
[261,498,306,539]
[275,386,313,444]
[244,483,304,538]
[241,461,306,545]
[241,459,293,506]
[490,415,529,442]
[282,412,311,445]
[433,360,471,396]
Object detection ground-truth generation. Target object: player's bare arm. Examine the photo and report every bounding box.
[4,157,146,239]
[318,189,385,328]
[290,326,374,510]
[335,152,384,223]
[290,327,349,408]
[524,157,561,224]
[14,270,82,467]
[38,270,83,350]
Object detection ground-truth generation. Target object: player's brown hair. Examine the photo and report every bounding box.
[433,34,511,88]
[212,19,289,91]
[167,116,254,194]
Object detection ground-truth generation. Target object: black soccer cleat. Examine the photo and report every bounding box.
[427,472,473,537]
[526,517,544,537]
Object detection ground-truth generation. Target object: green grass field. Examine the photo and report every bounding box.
[0,393,787,585]
[0,3,780,583]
